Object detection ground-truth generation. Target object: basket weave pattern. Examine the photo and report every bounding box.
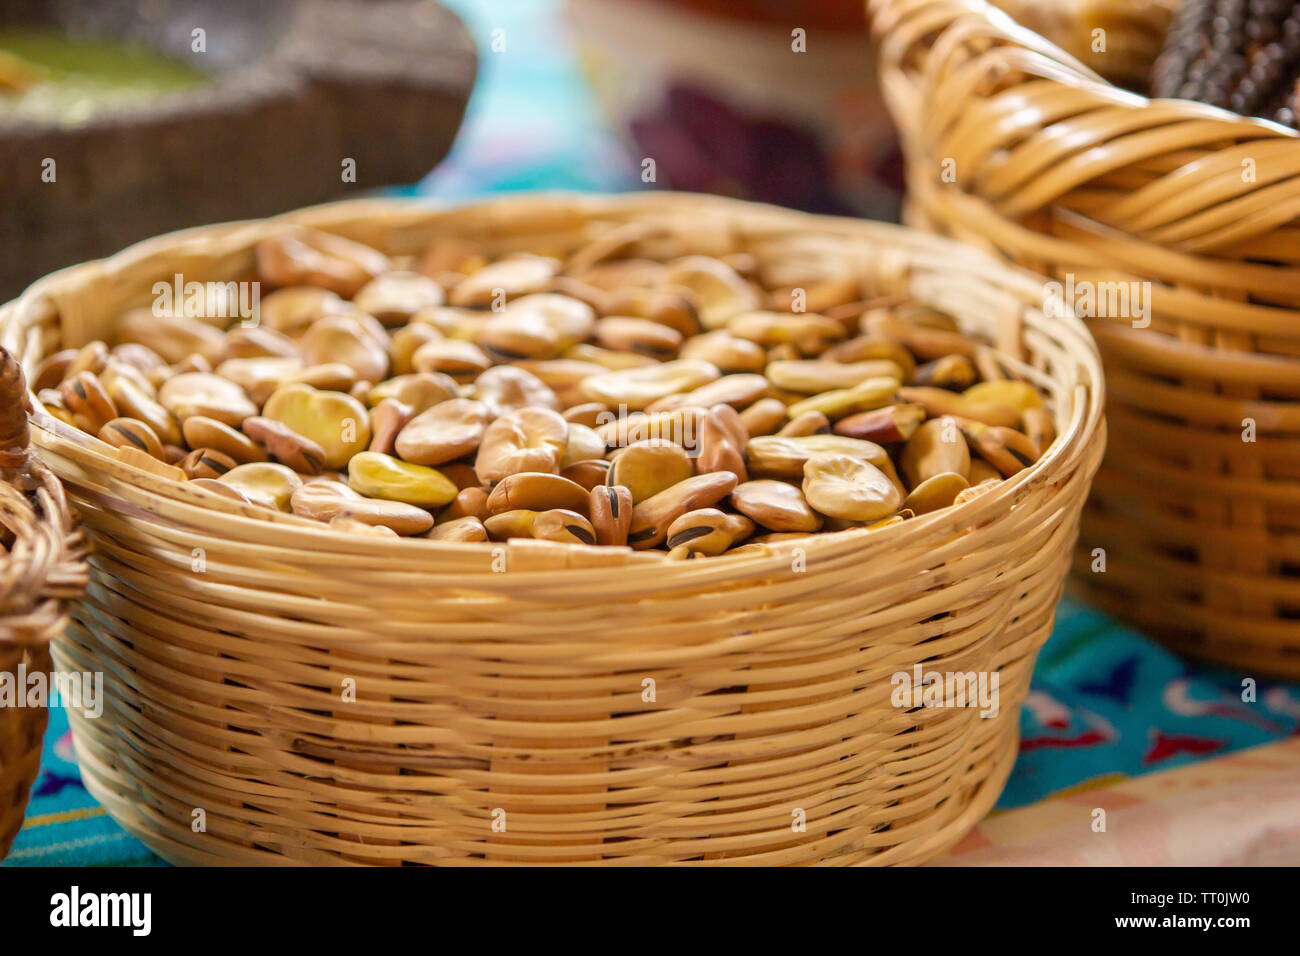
[0,350,88,860]
[0,195,1102,865]
[871,0,1300,676]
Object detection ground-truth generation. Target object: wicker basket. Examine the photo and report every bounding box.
[0,348,87,860]
[871,0,1300,677]
[0,194,1103,865]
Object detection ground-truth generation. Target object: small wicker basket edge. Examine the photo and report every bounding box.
[0,193,1103,865]
[0,350,88,862]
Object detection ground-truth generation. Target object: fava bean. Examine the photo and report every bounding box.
[589,484,633,546]
[900,417,970,487]
[802,454,902,522]
[533,509,598,545]
[475,407,569,482]
[607,440,694,504]
[262,383,371,469]
[77,233,1050,555]
[729,480,822,533]
[98,417,163,459]
[348,451,458,507]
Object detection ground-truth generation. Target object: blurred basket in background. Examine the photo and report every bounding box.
[0,348,87,860]
[871,0,1300,677]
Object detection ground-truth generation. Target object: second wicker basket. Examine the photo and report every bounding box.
[872,0,1300,677]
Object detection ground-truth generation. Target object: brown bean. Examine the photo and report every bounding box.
[290,479,434,535]
[696,407,747,482]
[158,372,256,427]
[182,416,268,464]
[664,508,754,555]
[678,330,765,372]
[895,386,1020,429]
[258,286,349,337]
[300,315,390,384]
[594,316,682,359]
[738,397,788,437]
[533,509,598,545]
[485,472,590,516]
[59,371,117,433]
[115,309,225,365]
[472,365,559,418]
[255,228,391,298]
[746,434,892,480]
[98,417,164,459]
[561,459,612,490]
[393,398,490,466]
[562,402,610,428]
[595,407,706,452]
[833,404,926,444]
[474,407,569,482]
[224,325,300,361]
[389,323,443,376]
[900,417,970,486]
[862,309,975,360]
[243,416,328,475]
[605,286,701,337]
[367,398,415,456]
[181,447,238,480]
[439,486,489,523]
[627,472,738,549]
[484,509,539,541]
[33,349,76,391]
[579,359,721,411]
[589,484,633,546]
[105,375,182,445]
[645,373,769,414]
[729,480,822,532]
[821,337,915,379]
[765,359,903,394]
[726,311,844,353]
[367,373,459,414]
[958,420,1040,477]
[352,271,445,327]
[412,339,492,382]
[426,516,488,542]
[903,472,970,515]
[802,454,903,522]
[662,255,759,329]
[913,354,977,390]
[776,411,830,438]
[448,254,559,307]
[607,440,694,504]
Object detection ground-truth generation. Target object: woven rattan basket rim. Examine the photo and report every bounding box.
[0,192,1103,579]
[0,358,87,649]
[873,0,1300,140]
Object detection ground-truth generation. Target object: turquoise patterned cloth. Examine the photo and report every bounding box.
[6,0,1298,866]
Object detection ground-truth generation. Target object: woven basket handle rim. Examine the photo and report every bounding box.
[871,0,1300,136]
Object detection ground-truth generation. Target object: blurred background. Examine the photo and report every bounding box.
[421,0,901,216]
[0,0,903,297]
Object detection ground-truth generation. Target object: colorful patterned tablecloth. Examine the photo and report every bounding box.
[943,737,1300,866]
[6,0,1299,866]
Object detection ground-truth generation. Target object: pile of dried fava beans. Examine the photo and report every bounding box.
[33,227,1054,558]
